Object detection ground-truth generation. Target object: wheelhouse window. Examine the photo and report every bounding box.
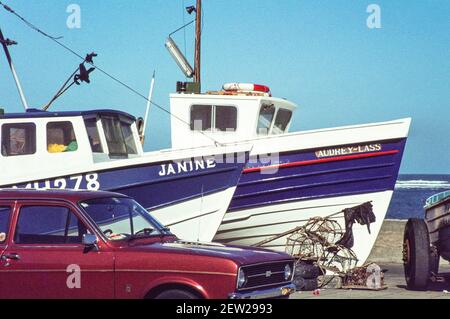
[14,206,87,244]
[0,206,11,243]
[47,121,78,153]
[1,123,36,156]
[215,106,237,131]
[190,105,212,131]
[121,121,138,154]
[272,109,292,134]
[190,105,237,132]
[257,104,275,135]
[101,116,138,158]
[85,118,103,153]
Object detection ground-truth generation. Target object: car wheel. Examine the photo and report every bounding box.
[403,218,430,290]
[293,277,318,291]
[154,289,200,299]
[294,261,321,279]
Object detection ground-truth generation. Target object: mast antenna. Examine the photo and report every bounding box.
[193,0,201,92]
[0,27,29,110]
[140,70,156,145]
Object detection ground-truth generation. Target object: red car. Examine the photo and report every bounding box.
[0,189,295,299]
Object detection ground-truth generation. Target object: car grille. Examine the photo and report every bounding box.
[239,261,294,291]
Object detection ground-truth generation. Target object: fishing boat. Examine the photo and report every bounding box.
[0,108,250,242]
[165,1,411,264]
[0,25,250,243]
[170,87,410,264]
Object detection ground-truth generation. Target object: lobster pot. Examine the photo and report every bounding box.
[284,217,344,259]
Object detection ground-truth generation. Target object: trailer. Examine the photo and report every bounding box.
[403,190,450,290]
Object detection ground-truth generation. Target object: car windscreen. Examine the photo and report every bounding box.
[79,197,167,241]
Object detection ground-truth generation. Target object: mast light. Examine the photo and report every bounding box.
[165,37,194,79]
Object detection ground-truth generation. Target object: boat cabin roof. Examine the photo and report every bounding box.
[0,107,144,180]
[170,93,298,110]
[0,108,135,121]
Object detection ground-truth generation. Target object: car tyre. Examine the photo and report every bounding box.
[403,218,430,291]
[154,289,200,299]
[294,261,321,279]
[293,276,318,291]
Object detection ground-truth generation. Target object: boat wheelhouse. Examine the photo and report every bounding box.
[0,108,251,242]
[169,84,411,264]
[170,90,296,147]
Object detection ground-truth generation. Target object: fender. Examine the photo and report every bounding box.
[141,275,209,299]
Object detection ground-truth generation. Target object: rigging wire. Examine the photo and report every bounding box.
[42,67,78,110]
[0,1,62,40]
[168,20,194,37]
[0,1,222,146]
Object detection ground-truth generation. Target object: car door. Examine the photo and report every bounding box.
[0,200,115,299]
[0,202,14,298]
[0,201,12,248]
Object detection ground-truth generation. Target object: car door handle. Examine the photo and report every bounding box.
[1,253,20,261]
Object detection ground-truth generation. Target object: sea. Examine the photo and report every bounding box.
[388,174,450,220]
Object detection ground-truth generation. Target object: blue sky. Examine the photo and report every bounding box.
[0,0,449,174]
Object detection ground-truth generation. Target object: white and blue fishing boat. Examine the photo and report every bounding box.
[0,23,250,243]
[169,85,411,264]
[0,108,250,242]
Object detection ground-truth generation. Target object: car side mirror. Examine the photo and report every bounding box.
[82,234,98,247]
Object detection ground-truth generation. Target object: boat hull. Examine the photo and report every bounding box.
[215,119,410,264]
[215,190,393,265]
[150,186,237,241]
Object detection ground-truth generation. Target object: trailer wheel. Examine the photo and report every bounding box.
[429,245,440,276]
[403,218,430,290]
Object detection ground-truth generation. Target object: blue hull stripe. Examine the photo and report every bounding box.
[229,139,406,212]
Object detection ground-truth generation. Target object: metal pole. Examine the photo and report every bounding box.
[194,0,201,92]
[141,70,155,144]
[0,28,29,110]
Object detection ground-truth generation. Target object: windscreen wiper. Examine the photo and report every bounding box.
[128,228,158,241]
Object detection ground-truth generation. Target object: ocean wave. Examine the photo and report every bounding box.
[395,179,450,189]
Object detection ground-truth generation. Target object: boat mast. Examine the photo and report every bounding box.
[193,0,201,92]
[0,27,29,110]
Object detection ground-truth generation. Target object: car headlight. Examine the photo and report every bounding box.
[237,268,246,289]
[284,264,292,281]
